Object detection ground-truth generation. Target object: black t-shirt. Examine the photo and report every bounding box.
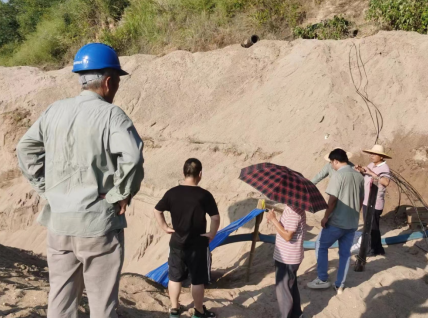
[155,185,219,249]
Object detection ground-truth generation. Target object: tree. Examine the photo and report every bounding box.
[0,1,21,47]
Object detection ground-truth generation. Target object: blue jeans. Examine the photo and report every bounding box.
[316,225,355,287]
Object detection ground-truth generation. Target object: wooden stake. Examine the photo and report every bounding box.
[246,199,265,282]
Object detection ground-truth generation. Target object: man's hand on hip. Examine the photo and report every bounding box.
[321,217,329,228]
[118,196,130,215]
[201,232,216,242]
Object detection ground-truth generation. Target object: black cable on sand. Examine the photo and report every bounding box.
[348,43,384,144]
[380,170,428,249]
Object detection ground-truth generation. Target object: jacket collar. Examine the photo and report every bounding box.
[79,90,106,101]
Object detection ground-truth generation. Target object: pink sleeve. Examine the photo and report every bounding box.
[380,164,390,178]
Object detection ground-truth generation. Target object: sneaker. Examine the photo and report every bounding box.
[307,278,331,289]
[334,285,344,295]
[203,306,216,318]
[192,306,216,318]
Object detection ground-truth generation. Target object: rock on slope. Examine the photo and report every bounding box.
[1,31,428,317]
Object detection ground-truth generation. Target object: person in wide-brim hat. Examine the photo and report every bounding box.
[355,144,392,256]
[362,144,392,159]
[311,147,355,185]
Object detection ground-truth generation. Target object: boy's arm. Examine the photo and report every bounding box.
[265,209,296,242]
[201,215,220,242]
[153,209,175,234]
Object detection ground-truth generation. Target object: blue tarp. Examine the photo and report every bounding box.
[145,208,266,287]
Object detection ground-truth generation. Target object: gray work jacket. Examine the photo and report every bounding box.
[17,90,144,237]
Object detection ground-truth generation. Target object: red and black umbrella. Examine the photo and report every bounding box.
[239,162,327,213]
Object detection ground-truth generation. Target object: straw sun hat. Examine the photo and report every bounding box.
[362,145,392,159]
[324,147,353,162]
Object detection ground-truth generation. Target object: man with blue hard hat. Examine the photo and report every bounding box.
[17,43,144,318]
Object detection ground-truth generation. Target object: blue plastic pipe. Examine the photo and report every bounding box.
[219,231,428,249]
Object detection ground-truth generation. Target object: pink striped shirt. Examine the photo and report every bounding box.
[273,205,306,265]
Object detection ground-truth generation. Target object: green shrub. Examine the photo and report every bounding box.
[366,0,428,33]
[1,0,130,67]
[14,0,62,37]
[0,1,21,47]
[293,15,351,40]
[10,16,67,66]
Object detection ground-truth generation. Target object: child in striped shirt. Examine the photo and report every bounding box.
[266,205,306,318]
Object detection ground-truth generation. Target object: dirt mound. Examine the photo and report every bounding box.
[1,31,428,317]
[0,244,173,317]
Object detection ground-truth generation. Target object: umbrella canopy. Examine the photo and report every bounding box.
[239,162,327,213]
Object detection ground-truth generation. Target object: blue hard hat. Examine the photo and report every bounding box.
[72,43,128,76]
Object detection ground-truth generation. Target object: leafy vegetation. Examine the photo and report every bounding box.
[0,1,21,47]
[3,0,428,68]
[0,0,129,67]
[293,15,351,40]
[102,0,304,56]
[0,0,305,67]
[366,0,428,33]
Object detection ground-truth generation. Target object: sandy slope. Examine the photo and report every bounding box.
[1,31,428,317]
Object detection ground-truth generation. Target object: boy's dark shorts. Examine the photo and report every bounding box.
[168,245,211,285]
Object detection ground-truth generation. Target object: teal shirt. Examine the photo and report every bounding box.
[325,165,364,230]
[17,90,144,237]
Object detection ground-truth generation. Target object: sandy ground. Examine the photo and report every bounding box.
[1,213,427,317]
[1,31,428,317]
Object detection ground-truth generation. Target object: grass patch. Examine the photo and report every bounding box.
[103,0,304,55]
[250,0,304,31]
[293,15,352,40]
[366,0,428,33]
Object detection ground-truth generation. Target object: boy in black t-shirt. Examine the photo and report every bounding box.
[154,158,220,318]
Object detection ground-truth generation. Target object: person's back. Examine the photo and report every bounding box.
[327,165,364,230]
[16,43,144,318]
[308,149,364,293]
[32,92,142,236]
[154,158,220,318]
[158,185,218,249]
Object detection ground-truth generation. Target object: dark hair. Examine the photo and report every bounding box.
[183,158,202,178]
[328,149,348,163]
